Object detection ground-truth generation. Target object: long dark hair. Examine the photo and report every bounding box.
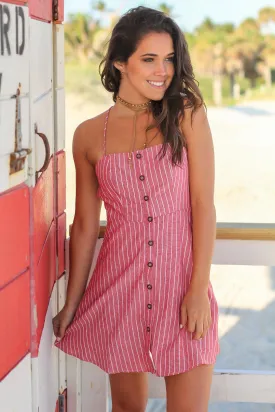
[100,6,204,165]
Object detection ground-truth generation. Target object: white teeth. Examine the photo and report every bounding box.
[148,81,164,87]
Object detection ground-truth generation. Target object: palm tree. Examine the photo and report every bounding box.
[192,20,234,104]
[158,3,173,17]
[90,0,120,59]
[64,13,101,63]
[230,18,265,88]
[194,17,215,34]
[224,37,244,97]
[257,7,275,87]
[258,7,275,25]
[92,1,106,12]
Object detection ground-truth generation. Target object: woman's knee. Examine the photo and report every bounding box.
[165,364,213,412]
[112,398,147,412]
[109,372,148,412]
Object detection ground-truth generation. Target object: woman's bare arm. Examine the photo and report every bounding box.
[181,104,216,292]
[64,120,102,313]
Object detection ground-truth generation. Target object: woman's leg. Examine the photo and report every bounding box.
[109,372,148,412]
[165,364,214,412]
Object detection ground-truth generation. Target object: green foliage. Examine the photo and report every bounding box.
[158,3,173,16]
[64,12,102,63]
[92,1,106,12]
[64,4,275,105]
[258,7,275,24]
[195,17,216,34]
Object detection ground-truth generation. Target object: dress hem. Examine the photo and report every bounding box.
[55,342,219,378]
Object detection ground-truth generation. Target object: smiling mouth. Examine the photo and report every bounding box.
[147,80,166,88]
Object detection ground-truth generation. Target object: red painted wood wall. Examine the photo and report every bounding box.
[0,186,31,380]
[1,0,64,22]
[0,0,65,383]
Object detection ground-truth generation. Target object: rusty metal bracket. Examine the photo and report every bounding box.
[35,123,50,183]
[53,0,64,23]
[53,0,59,21]
[58,393,65,412]
[10,83,32,175]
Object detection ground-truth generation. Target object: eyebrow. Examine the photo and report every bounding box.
[140,52,175,57]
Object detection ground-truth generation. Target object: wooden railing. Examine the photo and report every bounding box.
[216,222,275,240]
[70,221,275,241]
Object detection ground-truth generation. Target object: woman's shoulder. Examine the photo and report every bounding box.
[74,109,110,139]
[72,108,110,166]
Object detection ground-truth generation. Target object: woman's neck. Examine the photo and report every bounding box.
[117,83,150,106]
[114,92,151,118]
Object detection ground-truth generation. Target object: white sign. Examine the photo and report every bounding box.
[0,2,29,96]
[0,3,29,191]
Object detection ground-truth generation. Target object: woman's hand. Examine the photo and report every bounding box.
[180,287,212,340]
[52,305,76,341]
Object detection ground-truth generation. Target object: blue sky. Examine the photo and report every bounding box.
[65,0,274,32]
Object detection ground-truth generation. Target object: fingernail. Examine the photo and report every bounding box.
[56,337,61,342]
[179,324,183,329]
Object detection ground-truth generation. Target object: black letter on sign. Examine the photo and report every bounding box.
[16,7,25,55]
[0,5,11,56]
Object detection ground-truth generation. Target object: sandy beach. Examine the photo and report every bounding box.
[65,93,275,411]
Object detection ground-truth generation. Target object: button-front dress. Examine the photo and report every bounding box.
[55,107,220,377]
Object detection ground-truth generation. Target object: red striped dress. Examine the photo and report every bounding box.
[55,107,220,376]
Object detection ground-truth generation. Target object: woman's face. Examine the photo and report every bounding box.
[116,31,175,102]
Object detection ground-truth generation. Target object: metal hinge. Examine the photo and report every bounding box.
[58,393,65,412]
[53,0,58,21]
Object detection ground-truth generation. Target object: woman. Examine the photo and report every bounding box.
[53,6,219,412]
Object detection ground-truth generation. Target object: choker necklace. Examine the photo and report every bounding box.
[116,95,151,111]
[116,95,152,167]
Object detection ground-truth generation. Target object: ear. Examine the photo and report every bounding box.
[113,61,126,74]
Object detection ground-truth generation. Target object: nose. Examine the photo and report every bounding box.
[154,61,167,76]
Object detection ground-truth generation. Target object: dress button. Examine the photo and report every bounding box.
[146,326,150,332]
[147,284,152,289]
[148,240,154,246]
[148,216,153,222]
[144,195,149,201]
[147,304,152,309]
[136,153,142,159]
[147,262,153,268]
[139,175,145,181]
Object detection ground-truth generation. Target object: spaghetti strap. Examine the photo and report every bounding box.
[103,107,112,156]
